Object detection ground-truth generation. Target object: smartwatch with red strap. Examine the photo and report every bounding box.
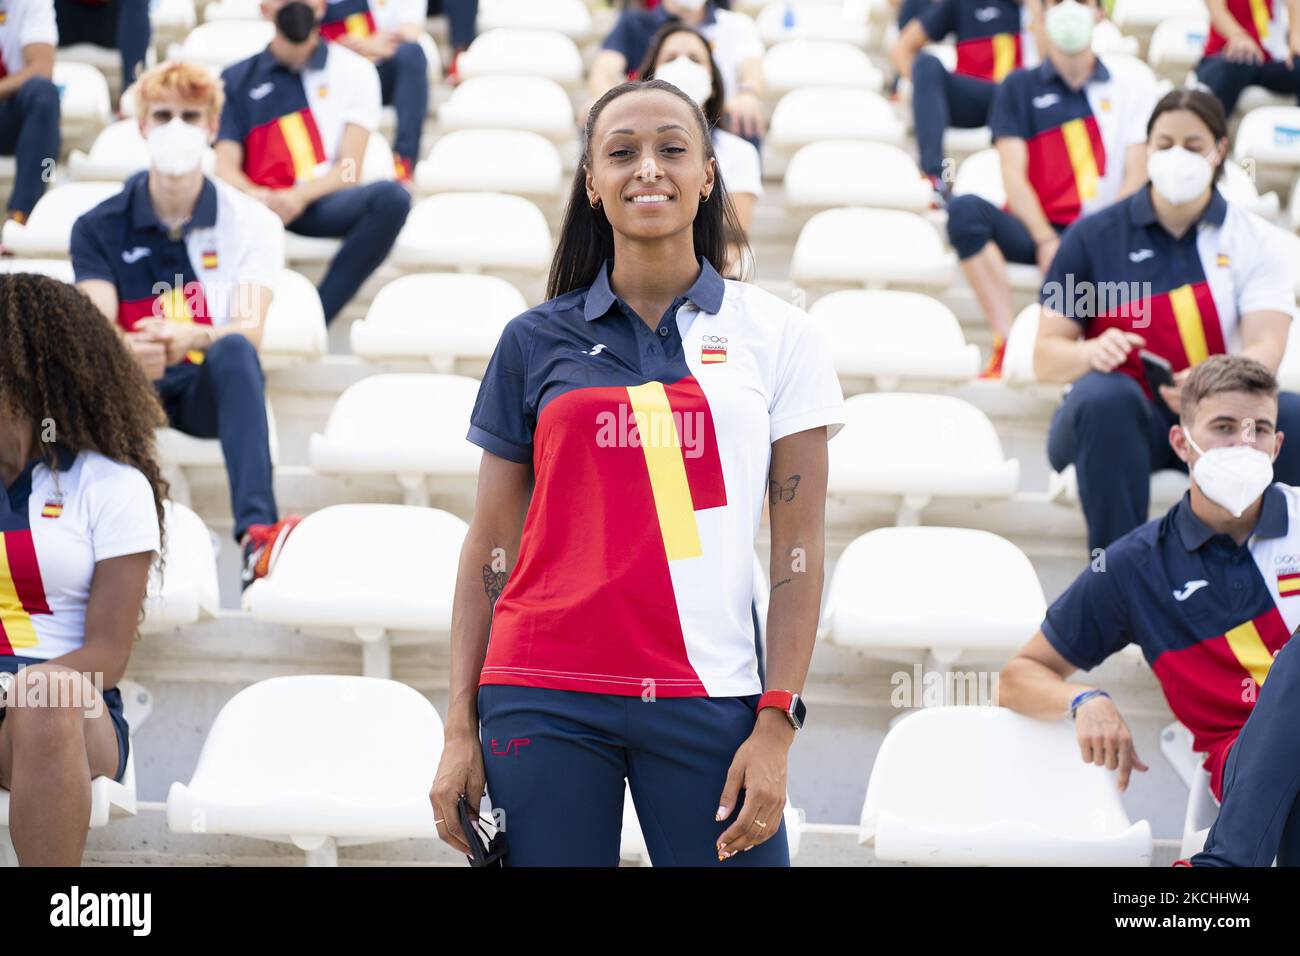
[756,690,806,730]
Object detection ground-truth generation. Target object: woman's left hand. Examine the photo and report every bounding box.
[714,710,793,859]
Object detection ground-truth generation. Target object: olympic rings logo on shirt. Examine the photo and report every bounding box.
[702,335,728,344]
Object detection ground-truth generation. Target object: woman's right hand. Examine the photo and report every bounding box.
[1086,328,1146,374]
[430,726,486,856]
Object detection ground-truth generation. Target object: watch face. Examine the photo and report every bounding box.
[790,694,806,730]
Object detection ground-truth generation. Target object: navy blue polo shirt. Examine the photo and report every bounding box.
[1041,186,1293,397]
[919,0,1031,81]
[1043,483,1300,798]
[602,4,715,79]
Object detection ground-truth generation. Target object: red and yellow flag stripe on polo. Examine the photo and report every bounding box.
[118,282,214,367]
[1093,280,1224,397]
[1278,571,1300,596]
[1224,617,1277,688]
[0,531,51,655]
[1249,0,1272,40]
[626,380,702,562]
[244,108,328,189]
[1026,115,1106,225]
[320,11,377,41]
[955,33,1022,83]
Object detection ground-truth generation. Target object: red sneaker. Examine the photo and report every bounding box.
[979,335,1007,380]
[1172,859,1193,867]
[240,515,302,592]
[446,50,463,87]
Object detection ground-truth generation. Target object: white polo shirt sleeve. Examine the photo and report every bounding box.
[712,129,764,198]
[769,307,846,443]
[334,44,382,133]
[1237,215,1295,317]
[82,454,162,563]
[18,0,58,48]
[232,188,286,290]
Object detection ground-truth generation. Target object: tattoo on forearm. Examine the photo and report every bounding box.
[769,474,801,506]
[771,578,792,593]
[482,565,507,611]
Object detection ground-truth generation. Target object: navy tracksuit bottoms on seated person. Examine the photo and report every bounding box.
[375,42,429,164]
[946,194,1067,262]
[54,0,151,84]
[155,335,277,542]
[477,685,791,867]
[1047,370,1300,553]
[911,51,997,178]
[286,181,411,324]
[1195,55,1300,118]
[1193,634,1300,866]
[0,77,59,218]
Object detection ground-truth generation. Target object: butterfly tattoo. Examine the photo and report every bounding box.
[769,474,801,505]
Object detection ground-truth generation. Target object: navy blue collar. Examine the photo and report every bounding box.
[1130,184,1228,230]
[1036,54,1109,87]
[129,171,218,236]
[583,256,726,323]
[259,36,329,74]
[1175,483,1289,551]
[3,443,76,510]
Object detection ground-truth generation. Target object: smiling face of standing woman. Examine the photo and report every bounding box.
[584,87,716,245]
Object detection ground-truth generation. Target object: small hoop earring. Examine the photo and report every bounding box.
[700,192,711,204]
[589,197,602,209]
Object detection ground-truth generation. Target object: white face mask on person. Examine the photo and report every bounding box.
[1183,427,1275,518]
[148,118,209,176]
[655,56,713,108]
[1148,145,1216,205]
[1045,0,1095,55]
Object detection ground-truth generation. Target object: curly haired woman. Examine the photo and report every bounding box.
[0,273,166,866]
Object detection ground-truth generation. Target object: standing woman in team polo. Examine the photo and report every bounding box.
[431,79,845,866]
[0,274,165,866]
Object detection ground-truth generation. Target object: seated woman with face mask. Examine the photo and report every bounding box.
[1033,88,1300,555]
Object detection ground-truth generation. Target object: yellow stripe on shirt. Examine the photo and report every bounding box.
[1169,283,1210,368]
[626,381,702,562]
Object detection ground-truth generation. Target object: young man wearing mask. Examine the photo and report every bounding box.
[1195,0,1300,116]
[214,0,411,325]
[70,61,302,591]
[318,0,428,185]
[946,0,1152,378]
[1000,355,1300,867]
[588,0,766,148]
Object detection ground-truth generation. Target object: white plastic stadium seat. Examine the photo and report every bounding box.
[152,0,198,36]
[394,192,552,274]
[619,780,805,865]
[762,40,883,97]
[0,258,75,282]
[171,20,276,69]
[0,181,123,257]
[823,527,1045,661]
[807,290,979,385]
[1001,302,1042,385]
[1090,18,1140,56]
[477,0,593,40]
[350,272,526,366]
[1219,156,1280,218]
[827,393,1020,521]
[1112,0,1206,33]
[860,706,1153,865]
[1159,721,1219,859]
[141,500,220,634]
[953,147,1004,207]
[200,0,263,21]
[415,129,564,199]
[166,675,443,865]
[756,1,870,47]
[439,76,575,140]
[1234,107,1300,168]
[457,28,584,86]
[768,88,905,149]
[791,209,957,289]
[308,374,482,505]
[1147,17,1209,80]
[260,269,329,370]
[942,126,993,157]
[1095,53,1161,93]
[68,119,217,181]
[1048,463,1190,510]
[53,61,113,133]
[784,141,930,212]
[242,505,468,678]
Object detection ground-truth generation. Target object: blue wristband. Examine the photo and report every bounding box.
[1070,689,1110,720]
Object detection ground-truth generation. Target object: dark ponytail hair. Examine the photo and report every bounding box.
[1147,88,1230,182]
[546,79,750,300]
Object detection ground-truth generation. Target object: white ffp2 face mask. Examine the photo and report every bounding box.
[1045,0,1095,55]
[1148,145,1216,205]
[655,56,713,108]
[147,118,209,176]
[1183,427,1275,518]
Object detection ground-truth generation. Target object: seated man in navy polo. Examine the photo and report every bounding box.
[947,0,1151,378]
[1195,0,1300,116]
[588,0,766,149]
[891,0,1038,206]
[319,0,427,184]
[214,0,411,325]
[71,61,301,590]
[1001,355,1300,867]
[0,0,59,232]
